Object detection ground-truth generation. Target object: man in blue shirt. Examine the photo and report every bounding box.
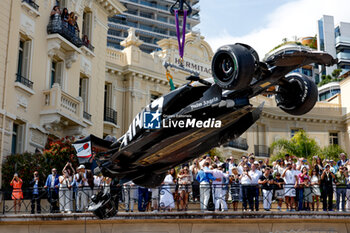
[196,162,218,211]
[44,168,60,213]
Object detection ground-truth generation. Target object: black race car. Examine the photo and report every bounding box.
[74,43,336,218]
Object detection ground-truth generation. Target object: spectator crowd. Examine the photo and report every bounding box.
[48,5,92,48]
[8,153,350,214]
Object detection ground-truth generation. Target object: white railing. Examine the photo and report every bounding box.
[61,93,79,114]
[106,48,126,65]
[42,84,83,120]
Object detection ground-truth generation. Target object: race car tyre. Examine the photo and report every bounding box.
[133,172,167,188]
[89,192,117,219]
[275,73,318,116]
[211,43,256,90]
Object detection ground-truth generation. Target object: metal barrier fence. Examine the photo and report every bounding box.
[2,184,350,214]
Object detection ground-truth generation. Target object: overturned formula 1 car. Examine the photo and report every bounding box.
[74,43,336,218]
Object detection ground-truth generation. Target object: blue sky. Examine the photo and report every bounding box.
[198,0,295,38]
[196,0,350,57]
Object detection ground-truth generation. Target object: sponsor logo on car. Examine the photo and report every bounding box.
[73,142,92,158]
[163,118,222,128]
[143,110,162,129]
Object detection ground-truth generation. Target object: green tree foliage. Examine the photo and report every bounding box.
[269,40,302,53]
[271,130,320,161]
[2,152,46,190]
[332,69,342,78]
[319,144,345,161]
[2,137,78,190]
[208,148,224,162]
[270,131,346,162]
[309,35,317,49]
[318,69,343,87]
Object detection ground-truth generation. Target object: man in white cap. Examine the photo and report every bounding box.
[249,162,262,211]
[74,165,94,212]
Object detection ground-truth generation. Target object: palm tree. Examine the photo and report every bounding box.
[270,130,320,160]
[320,144,345,161]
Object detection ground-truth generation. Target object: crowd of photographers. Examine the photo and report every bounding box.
[9,153,350,214]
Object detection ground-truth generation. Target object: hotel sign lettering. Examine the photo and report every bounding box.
[174,57,212,76]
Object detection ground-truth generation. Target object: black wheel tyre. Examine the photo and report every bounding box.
[211,43,256,90]
[133,172,166,188]
[275,73,318,116]
[89,193,117,219]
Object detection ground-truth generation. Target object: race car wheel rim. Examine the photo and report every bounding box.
[212,52,238,83]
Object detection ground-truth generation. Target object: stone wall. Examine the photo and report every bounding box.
[1,213,350,233]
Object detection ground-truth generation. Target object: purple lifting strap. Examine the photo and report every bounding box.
[174,9,188,59]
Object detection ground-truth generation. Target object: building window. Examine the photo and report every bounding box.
[104,83,112,109]
[82,10,93,44]
[17,38,32,82]
[318,19,325,51]
[170,31,177,37]
[139,35,153,44]
[50,60,64,88]
[329,132,339,145]
[11,123,24,155]
[256,124,266,146]
[56,0,67,9]
[140,11,153,19]
[104,83,117,124]
[150,93,161,103]
[157,15,168,23]
[319,88,340,101]
[335,26,341,38]
[315,74,320,85]
[302,68,312,77]
[79,76,90,118]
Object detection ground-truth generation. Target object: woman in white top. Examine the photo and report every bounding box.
[159,170,175,211]
[178,167,192,211]
[239,165,252,211]
[310,169,321,211]
[50,6,61,18]
[59,169,73,213]
[275,159,285,175]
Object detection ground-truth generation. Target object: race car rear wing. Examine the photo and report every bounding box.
[73,135,114,164]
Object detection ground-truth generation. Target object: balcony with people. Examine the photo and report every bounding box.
[82,35,94,53]
[47,6,83,51]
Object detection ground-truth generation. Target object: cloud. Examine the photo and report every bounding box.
[204,0,350,58]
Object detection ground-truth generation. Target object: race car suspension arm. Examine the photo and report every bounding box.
[163,61,200,76]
